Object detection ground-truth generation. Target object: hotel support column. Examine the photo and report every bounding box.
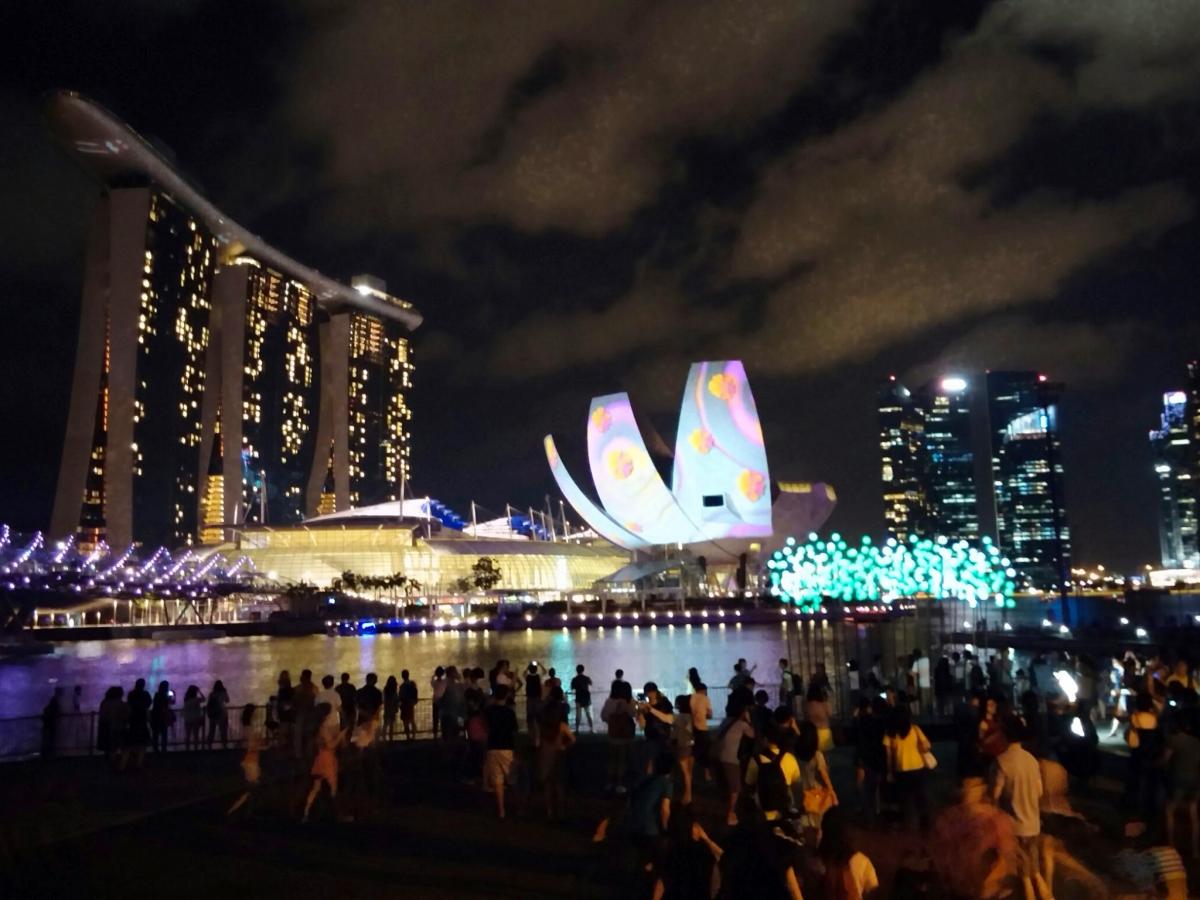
[307,312,351,515]
[50,195,111,543]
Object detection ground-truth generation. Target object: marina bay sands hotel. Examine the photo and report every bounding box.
[45,93,423,551]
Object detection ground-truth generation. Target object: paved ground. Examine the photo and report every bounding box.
[0,734,1158,899]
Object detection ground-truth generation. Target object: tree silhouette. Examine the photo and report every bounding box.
[471,557,502,592]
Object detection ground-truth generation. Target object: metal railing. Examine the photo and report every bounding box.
[1,683,776,761]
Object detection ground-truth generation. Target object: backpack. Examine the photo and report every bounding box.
[609,705,635,740]
[756,748,792,817]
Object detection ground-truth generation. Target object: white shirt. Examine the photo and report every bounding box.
[315,688,341,710]
[849,852,879,897]
[911,657,931,689]
[994,743,1043,837]
[719,719,754,764]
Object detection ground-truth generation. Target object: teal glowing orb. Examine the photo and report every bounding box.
[768,534,1015,613]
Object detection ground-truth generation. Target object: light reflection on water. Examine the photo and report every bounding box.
[0,625,797,717]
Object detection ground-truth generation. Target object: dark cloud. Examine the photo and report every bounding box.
[284,1,864,238]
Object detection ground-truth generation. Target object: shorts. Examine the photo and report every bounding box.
[674,743,693,762]
[693,729,709,761]
[400,704,415,724]
[722,762,742,793]
[817,728,834,753]
[484,749,515,791]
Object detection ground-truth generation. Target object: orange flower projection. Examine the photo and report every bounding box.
[689,427,714,454]
[707,372,738,401]
[738,469,766,502]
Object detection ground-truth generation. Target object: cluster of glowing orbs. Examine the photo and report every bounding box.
[767,532,1015,613]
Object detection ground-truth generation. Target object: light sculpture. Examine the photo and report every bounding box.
[767,532,1015,613]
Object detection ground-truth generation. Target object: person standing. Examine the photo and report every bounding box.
[126,678,152,768]
[294,669,317,757]
[536,686,576,820]
[806,684,834,753]
[817,807,880,899]
[206,680,230,749]
[718,700,755,826]
[357,673,383,726]
[934,655,954,718]
[150,680,174,753]
[601,680,637,794]
[483,684,519,818]
[570,664,593,733]
[993,715,1048,899]
[382,675,400,741]
[524,662,544,745]
[275,671,295,752]
[639,682,674,773]
[431,666,447,739]
[97,685,129,770]
[228,704,262,817]
[316,675,341,715]
[182,685,204,751]
[399,670,418,740]
[884,704,932,830]
[440,666,465,739]
[336,673,357,732]
[671,694,695,805]
[612,668,631,700]
[910,649,931,717]
[777,659,797,710]
[690,683,713,783]
[1164,710,1200,858]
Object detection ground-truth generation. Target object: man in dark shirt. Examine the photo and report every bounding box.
[483,685,519,818]
[337,673,357,730]
[640,682,674,772]
[357,673,383,724]
[571,664,593,732]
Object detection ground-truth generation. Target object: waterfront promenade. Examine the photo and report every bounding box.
[1,735,1132,900]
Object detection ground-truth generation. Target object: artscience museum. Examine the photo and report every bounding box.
[545,360,836,596]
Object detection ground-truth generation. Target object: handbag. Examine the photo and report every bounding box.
[803,786,834,815]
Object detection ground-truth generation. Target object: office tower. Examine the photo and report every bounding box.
[1190,361,1200,506]
[1151,389,1198,570]
[918,377,980,541]
[878,378,927,541]
[986,371,1071,590]
[47,92,421,549]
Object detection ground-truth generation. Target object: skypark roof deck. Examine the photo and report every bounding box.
[44,91,421,330]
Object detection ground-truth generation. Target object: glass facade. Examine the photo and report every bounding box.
[348,312,413,506]
[878,379,926,541]
[130,191,216,548]
[235,259,319,525]
[987,372,1071,590]
[919,379,979,541]
[1151,390,1198,569]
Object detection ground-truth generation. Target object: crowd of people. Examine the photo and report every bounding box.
[33,645,1200,897]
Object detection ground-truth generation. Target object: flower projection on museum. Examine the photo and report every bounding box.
[547,361,800,552]
[767,533,1016,613]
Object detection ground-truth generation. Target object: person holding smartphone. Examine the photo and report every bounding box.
[638,682,674,774]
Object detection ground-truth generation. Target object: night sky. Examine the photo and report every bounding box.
[1,1,1199,571]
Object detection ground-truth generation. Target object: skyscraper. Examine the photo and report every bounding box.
[919,377,980,541]
[47,92,422,549]
[1150,390,1198,569]
[878,378,927,541]
[986,372,1071,590]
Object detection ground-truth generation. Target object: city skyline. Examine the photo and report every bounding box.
[2,4,1200,569]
